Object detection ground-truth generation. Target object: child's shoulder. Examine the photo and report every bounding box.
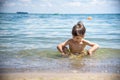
[67,39,74,43]
[68,38,74,41]
[82,39,91,43]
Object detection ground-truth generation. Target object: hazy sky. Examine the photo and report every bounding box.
[0,0,120,14]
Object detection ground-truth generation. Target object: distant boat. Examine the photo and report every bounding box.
[16,12,28,14]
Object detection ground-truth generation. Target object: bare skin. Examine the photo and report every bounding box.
[57,35,99,57]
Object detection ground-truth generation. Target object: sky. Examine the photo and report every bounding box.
[0,0,120,14]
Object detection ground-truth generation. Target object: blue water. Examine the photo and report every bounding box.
[0,13,120,73]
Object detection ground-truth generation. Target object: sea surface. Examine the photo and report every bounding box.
[0,13,120,73]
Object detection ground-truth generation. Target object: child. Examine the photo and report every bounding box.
[57,21,99,57]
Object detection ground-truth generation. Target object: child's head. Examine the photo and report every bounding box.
[72,21,86,42]
[72,21,86,36]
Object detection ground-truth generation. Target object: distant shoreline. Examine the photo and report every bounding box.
[0,12,120,15]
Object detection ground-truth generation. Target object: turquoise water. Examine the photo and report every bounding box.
[0,13,120,73]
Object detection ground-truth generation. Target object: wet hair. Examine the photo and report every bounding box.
[72,21,86,36]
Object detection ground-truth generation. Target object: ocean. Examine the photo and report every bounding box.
[0,13,120,73]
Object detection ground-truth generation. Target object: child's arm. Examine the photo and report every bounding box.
[83,40,99,56]
[57,40,69,56]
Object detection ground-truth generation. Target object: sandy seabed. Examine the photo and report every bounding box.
[0,72,120,80]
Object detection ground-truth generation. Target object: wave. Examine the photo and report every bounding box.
[0,48,119,73]
[15,48,120,59]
